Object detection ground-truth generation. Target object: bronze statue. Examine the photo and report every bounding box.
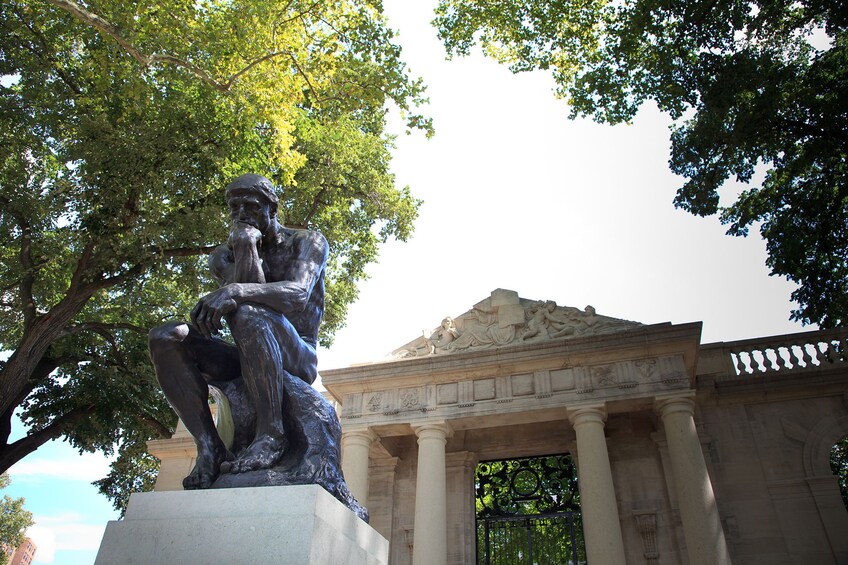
[149,174,365,519]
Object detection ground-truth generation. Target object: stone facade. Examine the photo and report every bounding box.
[149,289,848,564]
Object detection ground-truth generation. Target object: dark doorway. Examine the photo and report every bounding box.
[475,454,586,564]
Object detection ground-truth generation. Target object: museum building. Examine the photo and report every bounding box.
[149,289,848,565]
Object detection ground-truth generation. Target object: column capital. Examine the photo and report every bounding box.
[342,427,378,448]
[568,405,607,428]
[655,392,696,418]
[411,420,453,442]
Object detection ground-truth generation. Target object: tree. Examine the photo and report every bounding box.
[832,436,848,511]
[0,474,34,564]
[0,0,430,511]
[434,0,848,328]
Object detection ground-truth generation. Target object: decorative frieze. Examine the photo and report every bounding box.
[338,355,691,423]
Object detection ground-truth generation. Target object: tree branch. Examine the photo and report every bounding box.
[136,415,172,439]
[0,406,95,474]
[301,187,329,227]
[287,52,319,101]
[44,0,298,93]
[0,354,65,447]
[69,242,94,290]
[158,245,218,258]
[11,7,84,95]
[62,322,147,337]
[19,220,37,330]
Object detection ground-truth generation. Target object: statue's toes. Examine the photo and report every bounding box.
[183,466,219,489]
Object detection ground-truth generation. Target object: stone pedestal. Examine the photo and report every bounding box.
[95,485,388,565]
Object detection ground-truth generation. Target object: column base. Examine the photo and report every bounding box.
[95,485,388,565]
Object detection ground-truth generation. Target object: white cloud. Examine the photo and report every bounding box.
[28,514,107,564]
[26,525,55,563]
[9,454,113,483]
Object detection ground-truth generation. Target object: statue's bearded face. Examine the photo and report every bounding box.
[228,194,273,234]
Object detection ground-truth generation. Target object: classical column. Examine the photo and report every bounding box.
[656,394,731,565]
[341,428,377,507]
[411,421,452,565]
[568,406,626,565]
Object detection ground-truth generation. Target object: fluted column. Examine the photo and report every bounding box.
[412,421,452,565]
[568,406,626,565]
[341,428,377,507]
[656,394,731,565]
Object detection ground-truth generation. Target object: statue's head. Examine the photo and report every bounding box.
[225,174,279,219]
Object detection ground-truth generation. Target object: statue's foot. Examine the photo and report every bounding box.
[220,433,287,474]
[183,444,233,490]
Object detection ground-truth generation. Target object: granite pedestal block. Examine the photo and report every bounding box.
[95,485,387,564]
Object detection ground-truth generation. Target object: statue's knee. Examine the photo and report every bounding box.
[148,321,189,351]
[229,303,269,333]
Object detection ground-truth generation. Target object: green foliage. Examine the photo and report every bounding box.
[92,439,161,517]
[832,436,848,511]
[474,455,585,564]
[0,474,34,559]
[434,0,848,328]
[0,0,428,512]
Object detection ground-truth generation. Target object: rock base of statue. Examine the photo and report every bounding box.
[207,370,367,521]
[94,485,389,565]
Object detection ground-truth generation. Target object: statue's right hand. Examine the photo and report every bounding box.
[190,286,239,338]
[228,222,263,249]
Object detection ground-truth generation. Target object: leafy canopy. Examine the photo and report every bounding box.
[434,0,848,328]
[0,0,429,511]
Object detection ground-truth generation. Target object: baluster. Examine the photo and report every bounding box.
[731,351,746,375]
[800,343,815,367]
[766,347,781,371]
[777,345,792,370]
[750,350,762,372]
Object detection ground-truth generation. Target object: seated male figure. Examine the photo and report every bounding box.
[148,174,329,489]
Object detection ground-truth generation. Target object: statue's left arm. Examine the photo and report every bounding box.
[191,231,329,337]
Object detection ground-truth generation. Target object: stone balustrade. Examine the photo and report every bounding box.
[720,328,848,375]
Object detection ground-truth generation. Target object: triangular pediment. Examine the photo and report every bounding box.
[391,289,642,359]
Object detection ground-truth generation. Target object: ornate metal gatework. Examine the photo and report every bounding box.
[475,454,586,564]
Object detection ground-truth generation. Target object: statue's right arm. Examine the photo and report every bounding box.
[209,245,235,286]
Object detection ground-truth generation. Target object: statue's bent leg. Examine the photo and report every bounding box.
[148,322,240,489]
[223,303,317,474]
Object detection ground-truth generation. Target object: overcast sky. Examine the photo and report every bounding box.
[6,1,811,563]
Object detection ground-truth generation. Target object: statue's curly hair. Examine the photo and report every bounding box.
[225,174,279,216]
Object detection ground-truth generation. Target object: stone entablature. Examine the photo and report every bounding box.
[323,322,702,432]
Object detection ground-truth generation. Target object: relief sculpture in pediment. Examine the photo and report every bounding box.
[392,290,642,358]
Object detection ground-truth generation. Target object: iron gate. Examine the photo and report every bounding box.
[475,454,586,564]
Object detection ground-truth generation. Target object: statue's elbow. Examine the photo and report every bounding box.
[288,288,310,312]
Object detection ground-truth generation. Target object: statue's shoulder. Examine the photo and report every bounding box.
[280,226,329,255]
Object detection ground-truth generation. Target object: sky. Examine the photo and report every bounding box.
[4,1,812,563]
